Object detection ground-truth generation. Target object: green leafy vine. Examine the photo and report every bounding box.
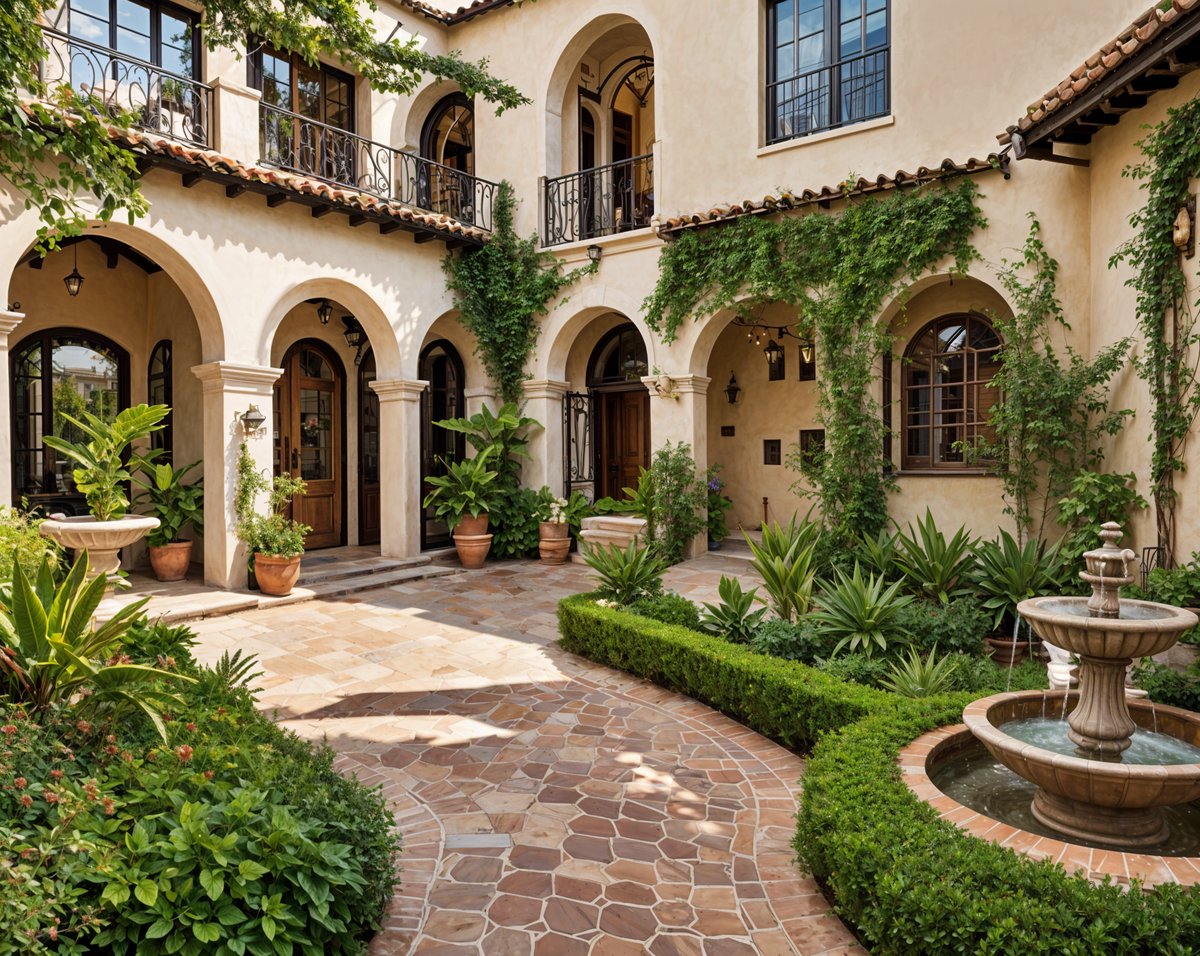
[1111,96,1200,565]
[643,179,987,546]
[443,182,594,405]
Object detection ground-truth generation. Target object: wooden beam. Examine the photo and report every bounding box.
[348,214,368,227]
[445,239,465,251]
[312,205,335,218]
[28,257,42,270]
[379,221,405,235]
[266,193,290,207]
[1024,145,1090,167]
[181,171,203,188]
[225,183,248,198]
[413,232,436,244]
[106,249,119,270]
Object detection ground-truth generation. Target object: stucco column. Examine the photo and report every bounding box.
[0,310,24,507]
[192,362,282,590]
[644,374,712,556]
[522,379,568,495]
[211,77,261,163]
[464,386,497,418]
[371,379,427,558]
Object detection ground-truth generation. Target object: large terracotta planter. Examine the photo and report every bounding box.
[148,540,192,582]
[453,533,492,569]
[39,514,160,587]
[456,513,490,537]
[254,553,302,596]
[985,636,1033,667]
[538,521,570,565]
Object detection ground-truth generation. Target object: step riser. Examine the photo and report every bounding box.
[297,556,430,585]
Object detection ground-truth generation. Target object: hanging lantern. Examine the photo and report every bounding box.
[801,340,814,365]
[63,243,84,297]
[317,299,333,325]
[764,339,784,367]
[724,372,741,405]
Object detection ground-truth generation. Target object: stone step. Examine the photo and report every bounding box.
[580,515,647,535]
[258,563,458,608]
[296,554,431,586]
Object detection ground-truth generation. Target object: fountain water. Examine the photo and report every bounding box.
[962,523,1200,848]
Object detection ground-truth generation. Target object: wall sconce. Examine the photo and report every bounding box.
[317,299,333,325]
[724,372,741,405]
[63,243,84,297]
[800,340,814,365]
[342,315,365,365]
[240,404,266,432]
[587,244,602,265]
[764,338,784,367]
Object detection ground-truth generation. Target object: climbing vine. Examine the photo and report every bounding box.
[1111,96,1200,565]
[443,182,593,404]
[643,178,986,546]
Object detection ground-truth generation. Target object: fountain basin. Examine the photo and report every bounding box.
[1016,596,1197,661]
[965,691,1200,847]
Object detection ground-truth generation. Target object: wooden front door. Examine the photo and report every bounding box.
[276,342,344,550]
[598,389,649,500]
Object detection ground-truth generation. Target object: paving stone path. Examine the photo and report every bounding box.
[189,555,863,955]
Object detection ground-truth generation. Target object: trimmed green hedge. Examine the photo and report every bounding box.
[558,595,1200,954]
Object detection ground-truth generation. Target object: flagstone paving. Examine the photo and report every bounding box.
[187,555,863,955]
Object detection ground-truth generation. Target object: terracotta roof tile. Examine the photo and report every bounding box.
[656,155,1007,237]
[395,0,518,26]
[999,0,1200,145]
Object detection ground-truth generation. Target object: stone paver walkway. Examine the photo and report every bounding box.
[188,555,862,955]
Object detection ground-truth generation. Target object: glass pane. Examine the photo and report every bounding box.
[840,18,862,58]
[323,74,352,130]
[298,388,332,480]
[775,0,794,39]
[938,323,966,352]
[296,63,321,120]
[49,340,120,493]
[798,5,823,36]
[775,44,795,80]
[797,34,823,71]
[159,10,194,76]
[968,320,1001,351]
[299,349,332,379]
[70,8,109,43]
[261,52,291,109]
[866,9,887,48]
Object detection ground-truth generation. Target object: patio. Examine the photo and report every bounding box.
[186,554,862,955]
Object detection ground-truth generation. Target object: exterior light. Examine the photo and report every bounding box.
[240,404,266,432]
[317,299,333,325]
[764,338,784,367]
[800,340,814,365]
[724,372,741,405]
[63,243,84,297]
[342,315,365,365]
[587,244,602,264]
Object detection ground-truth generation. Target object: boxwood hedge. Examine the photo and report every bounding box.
[558,595,1200,955]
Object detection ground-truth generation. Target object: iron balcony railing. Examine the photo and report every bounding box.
[542,153,654,247]
[767,47,889,145]
[259,102,497,232]
[38,26,212,148]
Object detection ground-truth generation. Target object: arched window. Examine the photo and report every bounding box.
[588,324,648,387]
[420,94,475,222]
[148,339,172,460]
[11,328,130,512]
[419,340,466,549]
[902,313,1001,470]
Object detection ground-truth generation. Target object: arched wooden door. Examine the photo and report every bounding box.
[275,340,345,550]
[419,340,465,550]
[588,324,650,500]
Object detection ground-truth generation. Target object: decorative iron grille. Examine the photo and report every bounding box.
[543,154,653,247]
[38,26,212,148]
[563,391,595,499]
[767,48,889,145]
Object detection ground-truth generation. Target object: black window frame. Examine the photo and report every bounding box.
[766,0,890,145]
[247,43,356,133]
[147,339,172,461]
[66,0,202,79]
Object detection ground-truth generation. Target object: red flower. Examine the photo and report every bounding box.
[1,725,15,737]
[13,776,26,789]
[19,795,31,808]
[75,720,91,734]
[186,722,197,733]
[176,745,193,763]
[49,769,63,780]
[102,797,114,815]
[44,791,58,804]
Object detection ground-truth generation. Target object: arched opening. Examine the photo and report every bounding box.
[147,339,172,460]
[418,339,466,550]
[358,347,380,546]
[420,93,476,224]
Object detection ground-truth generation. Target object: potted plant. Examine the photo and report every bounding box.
[972,531,1065,666]
[233,442,311,596]
[40,403,169,587]
[536,490,571,565]
[706,464,732,551]
[134,459,203,582]
[422,448,498,569]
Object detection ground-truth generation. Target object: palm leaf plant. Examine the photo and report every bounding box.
[972,530,1066,632]
[421,446,500,530]
[893,509,977,604]
[812,563,914,658]
[584,541,665,605]
[699,575,767,644]
[133,459,204,546]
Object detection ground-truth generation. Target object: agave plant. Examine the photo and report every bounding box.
[972,530,1066,631]
[0,552,191,738]
[856,527,900,579]
[893,509,977,604]
[584,541,665,605]
[881,646,962,698]
[812,563,914,658]
[699,575,767,644]
[746,517,819,621]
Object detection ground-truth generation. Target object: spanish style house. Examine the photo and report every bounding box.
[3,0,1199,587]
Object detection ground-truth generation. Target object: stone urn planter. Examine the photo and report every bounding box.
[985,635,1033,667]
[148,540,193,582]
[254,553,302,596]
[453,532,492,569]
[39,514,160,587]
[538,521,570,565]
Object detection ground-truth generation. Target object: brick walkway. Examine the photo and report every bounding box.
[188,555,862,955]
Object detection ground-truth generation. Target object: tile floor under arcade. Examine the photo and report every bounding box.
[187,555,863,955]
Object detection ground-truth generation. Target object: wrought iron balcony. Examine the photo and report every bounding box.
[542,154,654,247]
[767,48,889,145]
[259,103,497,232]
[38,26,212,148]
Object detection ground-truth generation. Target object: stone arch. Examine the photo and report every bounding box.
[400,80,465,154]
[878,272,1017,336]
[536,282,656,381]
[418,310,488,388]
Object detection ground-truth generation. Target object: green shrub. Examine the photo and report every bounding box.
[881,646,961,698]
[699,575,767,644]
[749,618,831,663]
[893,509,977,604]
[892,599,992,657]
[628,592,700,630]
[490,486,541,559]
[854,527,899,581]
[644,441,707,565]
[584,542,664,604]
[119,619,198,672]
[1132,659,1200,711]
[972,530,1066,631]
[812,563,914,657]
[819,652,891,687]
[948,655,1047,694]
[0,506,60,583]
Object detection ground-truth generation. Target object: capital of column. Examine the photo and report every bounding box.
[371,378,428,403]
[191,362,282,395]
[0,310,24,345]
[673,374,711,396]
[523,379,570,401]
[209,75,262,103]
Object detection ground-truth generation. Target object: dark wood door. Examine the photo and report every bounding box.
[599,389,649,500]
[275,342,344,550]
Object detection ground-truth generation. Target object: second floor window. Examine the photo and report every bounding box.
[251,46,354,132]
[767,0,889,144]
[67,0,199,77]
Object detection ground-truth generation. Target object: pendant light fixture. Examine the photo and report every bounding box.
[63,243,84,297]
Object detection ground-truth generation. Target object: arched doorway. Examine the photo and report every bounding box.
[588,324,649,500]
[420,93,475,224]
[419,340,465,550]
[275,340,345,550]
[11,327,130,515]
[358,347,380,546]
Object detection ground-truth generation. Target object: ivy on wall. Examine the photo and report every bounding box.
[443,182,594,405]
[1111,96,1200,565]
[643,179,986,545]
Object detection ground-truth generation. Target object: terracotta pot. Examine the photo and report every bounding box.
[453,532,492,569]
[39,514,161,588]
[985,636,1033,667]
[456,513,490,537]
[538,522,570,565]
[254,553,302,596]
[148,540,192,582]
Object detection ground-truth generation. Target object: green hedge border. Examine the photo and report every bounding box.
[557,595,1200,955]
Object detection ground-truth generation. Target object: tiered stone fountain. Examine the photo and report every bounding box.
[962,523,1200,848]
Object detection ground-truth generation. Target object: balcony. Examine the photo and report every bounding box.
[38,26,212,149]
[542,154,654,247]
[767,48,889,145]
[259,103,498,232]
